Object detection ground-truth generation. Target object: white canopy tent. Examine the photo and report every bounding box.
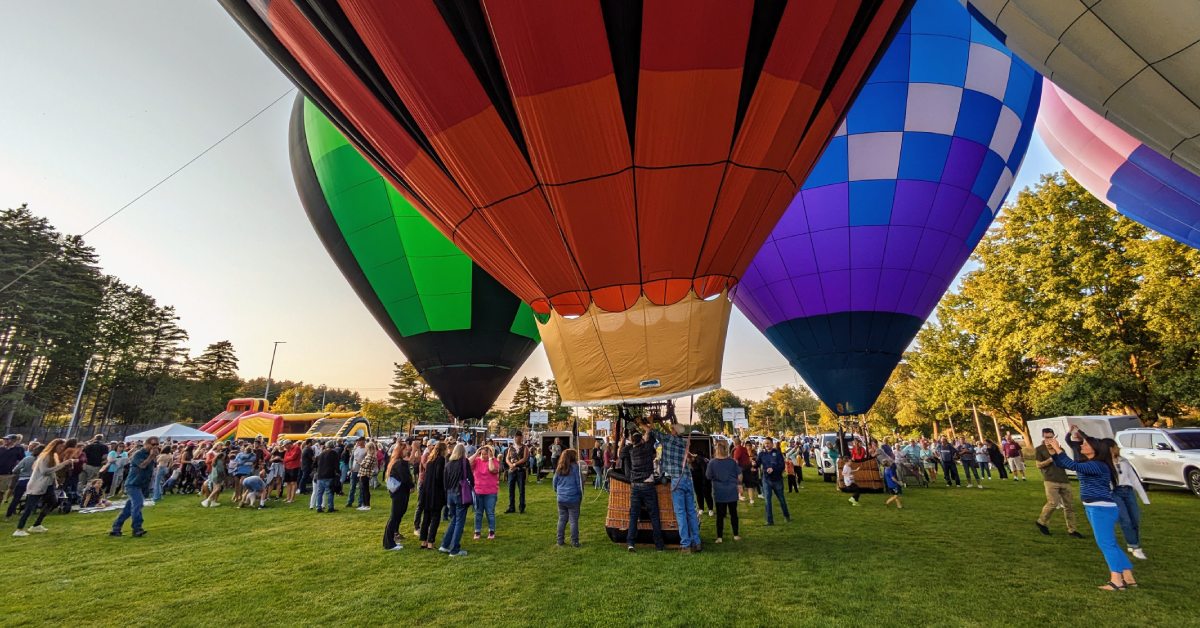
[124,423,216,443]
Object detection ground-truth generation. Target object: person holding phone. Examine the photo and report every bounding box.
[1045,432,1137,591]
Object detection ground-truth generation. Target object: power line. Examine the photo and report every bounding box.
[0,87,297,295]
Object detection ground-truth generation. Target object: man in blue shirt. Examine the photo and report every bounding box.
[757,438,791,525]
[656,421,701,553]
[111,437,158,537]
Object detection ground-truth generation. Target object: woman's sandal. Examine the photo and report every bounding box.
[1098,581,1126,591]
[1124,580,1139,588]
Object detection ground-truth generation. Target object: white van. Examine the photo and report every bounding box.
[813,432,863,482]
[1025,415,1143,463]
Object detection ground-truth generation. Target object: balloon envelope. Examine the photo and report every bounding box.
[223,0,912,405]
[1037,82,1200,248]
[735,0,1041,414]
[965,0,1200,177]
[290,96,539,420]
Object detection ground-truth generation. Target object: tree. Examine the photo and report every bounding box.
[692,389,744,434]
[388,362,444,430]
[362,399,404,435]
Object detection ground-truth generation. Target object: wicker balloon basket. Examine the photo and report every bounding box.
[841,459,886,493]
[605,473,681,545]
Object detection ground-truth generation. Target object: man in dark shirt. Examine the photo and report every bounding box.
[80,434,109,492]
[314,443,340,513]
[504,432,530,514]
[299,441,316,495]
[619,422,663,552]
[936,437,961,487]
[0,434,26,505]
[757,437,791,525]
[1034,428,1081,537]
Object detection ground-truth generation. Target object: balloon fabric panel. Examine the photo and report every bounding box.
[224,0,912,316]
[290,96,539,420]
[964,0,1200,178]
[735,0,1042,415]
[1037,82,1200,249]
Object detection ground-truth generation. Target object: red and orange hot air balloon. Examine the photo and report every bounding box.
[222,0,911,404]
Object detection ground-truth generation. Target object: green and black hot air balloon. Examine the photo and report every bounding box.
[289,96,539,421]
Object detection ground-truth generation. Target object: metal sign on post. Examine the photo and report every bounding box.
[722,407,745,422]
[733,417,749,430]
[595,419,611,431]
[529,411,549,425]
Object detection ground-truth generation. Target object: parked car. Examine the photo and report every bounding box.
[1116,427,1200,497]
[814,432,862,482]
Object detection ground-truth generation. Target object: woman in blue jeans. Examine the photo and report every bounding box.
[440,444,474,557]
[1105,439,1150,560]
[1046,435,1138,590]
[470,446,500,540]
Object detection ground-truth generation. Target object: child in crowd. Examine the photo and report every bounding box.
[81,478,111,509]
[882,459,903,509]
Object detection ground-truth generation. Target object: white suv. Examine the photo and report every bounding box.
[1116,428,1200,497]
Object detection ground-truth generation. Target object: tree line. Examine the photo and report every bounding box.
[0,204,361,435]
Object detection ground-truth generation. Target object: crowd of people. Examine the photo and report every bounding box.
[0,420,1154,588]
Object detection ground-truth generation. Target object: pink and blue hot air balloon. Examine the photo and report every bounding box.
[1037,82,1200,248]
[733,0,1041,415]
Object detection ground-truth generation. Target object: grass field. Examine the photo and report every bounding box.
[2,467,1197,627]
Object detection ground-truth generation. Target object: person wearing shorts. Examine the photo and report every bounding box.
[240,470,268,509]
[882,459,903,509]
[1004,436,1027,480]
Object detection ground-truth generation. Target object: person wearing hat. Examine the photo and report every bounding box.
[0,435,26,506]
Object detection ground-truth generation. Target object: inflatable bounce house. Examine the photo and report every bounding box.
[200,399,370,443]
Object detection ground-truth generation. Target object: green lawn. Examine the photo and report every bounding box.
[2,468,1197,627]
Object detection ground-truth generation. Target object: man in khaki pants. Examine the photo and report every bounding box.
[1033,427,1083,538]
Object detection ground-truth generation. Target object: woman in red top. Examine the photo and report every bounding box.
[732,439,754,503]
[283,442,302,504]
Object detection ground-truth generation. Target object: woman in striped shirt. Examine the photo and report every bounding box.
[1046,434,1137,591]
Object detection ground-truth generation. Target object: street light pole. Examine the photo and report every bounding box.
[65,357,93,441]
[263,341,286,400]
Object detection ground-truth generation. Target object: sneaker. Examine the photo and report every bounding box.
[326,508,337,513]
[708,510,714,516]
[29,525,47,533]
[12,530,28,537]
[200,499,210,508]
[108,530,122,537]
[557,541,565,547]
[449,550,468,557]
[357,506,371,511]
[715,537,723,544]
[733,536,741,542]
[438,546,450,553]
[487,532,495,540]
[316,508,325,513]
[848,497,856,506]
[474,533,481,540]
[132,530,147,537]
[387,545,405,551]
[977,485,983,489]
[1036,521,1050,535]
[1131,548,1147,560]
[627,545,636,553]
[572,541,581,548]
[1068,531,1085,539]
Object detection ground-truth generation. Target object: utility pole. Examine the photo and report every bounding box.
[972,403,984,441]
[65,357,94,440]
[263,341,286,400]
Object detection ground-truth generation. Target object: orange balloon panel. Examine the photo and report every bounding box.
[224,0,910,315]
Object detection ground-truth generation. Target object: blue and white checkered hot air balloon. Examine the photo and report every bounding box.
[734,0,1042,415]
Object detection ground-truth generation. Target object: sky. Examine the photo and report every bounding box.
[0,2,1063,416]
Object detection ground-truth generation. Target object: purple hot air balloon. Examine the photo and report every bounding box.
[733,0,1042,415]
